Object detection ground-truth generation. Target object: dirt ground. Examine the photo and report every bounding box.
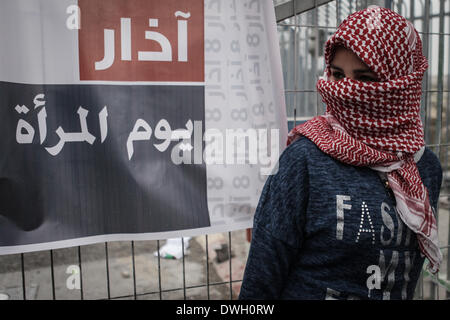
[0,229,251,300]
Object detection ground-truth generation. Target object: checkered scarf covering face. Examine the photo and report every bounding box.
[287,6,442,273]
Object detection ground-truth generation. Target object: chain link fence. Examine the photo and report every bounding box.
[0,0,448,300]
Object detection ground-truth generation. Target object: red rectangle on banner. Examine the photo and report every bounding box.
[78,0,204,82]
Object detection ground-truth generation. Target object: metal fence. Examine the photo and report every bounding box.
[0,233,248,300]
[0,0,449,300]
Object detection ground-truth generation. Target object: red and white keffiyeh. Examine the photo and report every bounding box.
[287,6,442,273]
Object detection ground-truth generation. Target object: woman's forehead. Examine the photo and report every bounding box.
[330,46,373,72]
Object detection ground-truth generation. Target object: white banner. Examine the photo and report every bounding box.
[0,0,287,254]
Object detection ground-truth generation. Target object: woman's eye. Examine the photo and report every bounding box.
[332,71,344,79]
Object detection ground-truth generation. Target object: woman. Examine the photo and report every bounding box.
[239,6,443,300]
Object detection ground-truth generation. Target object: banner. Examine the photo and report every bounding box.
[0,0,287,254]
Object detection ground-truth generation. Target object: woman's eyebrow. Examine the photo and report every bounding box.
[329,64,343,71]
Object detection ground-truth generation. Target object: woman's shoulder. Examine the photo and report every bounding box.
[278,136,333,172]
[417,147,443,175]
[282,136,323,160]
[416,147,443,209]
[268,136,319,180]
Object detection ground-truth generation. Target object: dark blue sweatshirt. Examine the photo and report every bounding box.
[239,136,443,300]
